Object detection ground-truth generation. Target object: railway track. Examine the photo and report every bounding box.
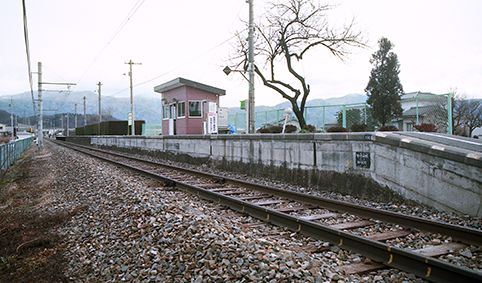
[52,140,482,283]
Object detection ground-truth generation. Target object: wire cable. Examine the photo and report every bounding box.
[21,0,37,118]
[52,0,146,116]
[75,0,146,85]
[109,31,247,96]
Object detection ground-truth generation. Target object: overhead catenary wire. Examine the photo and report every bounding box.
[74,0,146,85]
[197,1,246,81]
[52,0,146,116]
[33,1,249,117]
[108,31,248,97]
[21,0,37,118]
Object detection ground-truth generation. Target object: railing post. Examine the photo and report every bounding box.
[234,113,238,133]
[447,92,453,134]
[416,97,419,125]
[342,105,347,128]
[322,107,326,132]
[364,104,367,125]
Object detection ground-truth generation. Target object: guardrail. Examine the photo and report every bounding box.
[0,137,34,175]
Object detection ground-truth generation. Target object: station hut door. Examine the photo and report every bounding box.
[169,103,177,135]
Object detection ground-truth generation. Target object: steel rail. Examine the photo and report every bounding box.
[53,140,482,283]
[56,140,482,246]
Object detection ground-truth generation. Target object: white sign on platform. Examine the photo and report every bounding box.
[128,112,133,126]
[208,112,217,134]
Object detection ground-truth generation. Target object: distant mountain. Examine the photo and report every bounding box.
[0,91,367,126]
[0,91,162,124]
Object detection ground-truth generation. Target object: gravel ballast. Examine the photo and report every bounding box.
[21,141,481,282]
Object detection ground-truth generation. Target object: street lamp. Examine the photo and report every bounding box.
[282,107,293,133]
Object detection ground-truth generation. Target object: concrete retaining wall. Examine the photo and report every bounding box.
[67,133,482,217]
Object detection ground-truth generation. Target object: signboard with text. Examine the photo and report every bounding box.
[208,112,217,134]
[356,152,371,168]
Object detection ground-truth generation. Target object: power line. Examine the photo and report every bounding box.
[49,0,146,116]
[21,0,37,118]
[114,31,247,95]
[75,0,146,84]
[199,1,246,81]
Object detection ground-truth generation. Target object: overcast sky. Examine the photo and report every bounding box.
[1,0,481,109]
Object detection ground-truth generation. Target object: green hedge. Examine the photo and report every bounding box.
[75,120,145,135]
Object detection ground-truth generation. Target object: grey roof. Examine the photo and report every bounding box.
[401,91,438,99]
[403,105,440,116]
[154,77,226,96]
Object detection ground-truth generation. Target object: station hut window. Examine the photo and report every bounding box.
[189,101,202,117]
[177,101,186,118]
[162,105,169,119]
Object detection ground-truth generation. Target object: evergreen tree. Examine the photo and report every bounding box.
[365,37,403,126]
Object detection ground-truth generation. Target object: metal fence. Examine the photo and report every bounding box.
[396,93,451,134]
[0,137,34,175]
[142,123,162,136]
[304,102,372,132]
[229,93,452,133]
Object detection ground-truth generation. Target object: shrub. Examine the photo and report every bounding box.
[256,127,271,133]
[327,126,348,132]
[284,125,298,133]
[350,124,367,132]
[378,125,399,131]
[413,123,437,132]
[270,126,283,133]
[256,125,297,133]
[302,124,316,133]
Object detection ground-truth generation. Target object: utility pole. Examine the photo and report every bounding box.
[37,62,43,148]
[83,96,87,127]
[97,82,102,135]
[66,114,69,137]
[37,61,75,147]
[74,104,78,129]
[10,98,14,141]
[247,0,256,134]
[125,60,141,135]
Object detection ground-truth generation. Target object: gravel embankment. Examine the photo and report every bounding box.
[42,141,480,282]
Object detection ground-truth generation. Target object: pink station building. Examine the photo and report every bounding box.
[154,77,226,136]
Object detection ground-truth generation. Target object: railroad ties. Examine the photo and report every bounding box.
[54,140,482,283]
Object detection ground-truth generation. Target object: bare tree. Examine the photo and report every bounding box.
[230,0,366,128]
[102,107,116,122]
[453,94,482,137]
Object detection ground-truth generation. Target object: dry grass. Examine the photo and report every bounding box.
[0,144,74,282]
[0,136,12,145]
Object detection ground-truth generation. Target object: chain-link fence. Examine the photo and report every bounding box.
[304,102,374,132]
[0,137,33,175]
[142,123,162,136]
[230,109,289,133]
[228,93,452,133]
[396,93,451,134]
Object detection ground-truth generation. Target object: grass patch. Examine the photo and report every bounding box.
[0,144,73,282]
